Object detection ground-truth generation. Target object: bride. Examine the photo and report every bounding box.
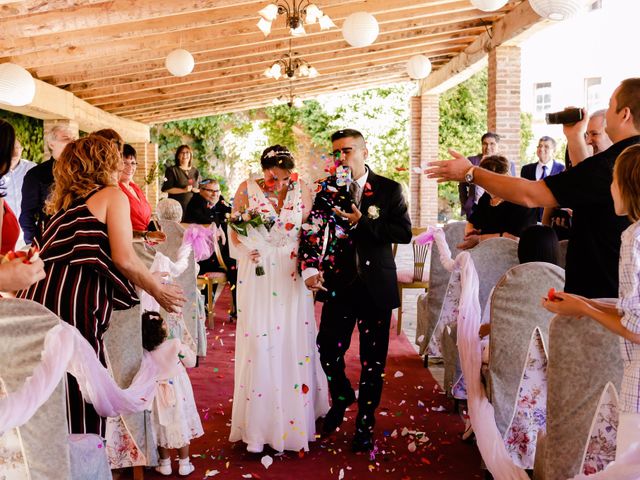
[228,145,329,453]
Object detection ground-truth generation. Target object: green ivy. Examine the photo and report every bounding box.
[0,109,44,163]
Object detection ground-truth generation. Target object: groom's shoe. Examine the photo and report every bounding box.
[351,431,374,453]
[321,391,356,436]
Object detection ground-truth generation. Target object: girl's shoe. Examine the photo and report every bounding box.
[178,458,195,476]
[155,458,172,476]
[246,443,264,453]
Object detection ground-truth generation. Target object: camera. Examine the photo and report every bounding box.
[545,108,584,125]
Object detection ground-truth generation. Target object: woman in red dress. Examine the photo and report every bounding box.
[0,120,45,290]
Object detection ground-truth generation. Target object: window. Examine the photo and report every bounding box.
[585,77,603,110]
[589,0,602,11]
[534,82,552,113]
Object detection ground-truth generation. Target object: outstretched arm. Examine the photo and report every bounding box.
[427,149,559,208]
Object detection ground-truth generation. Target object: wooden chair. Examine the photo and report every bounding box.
[396,227,431,335]
[197,234,234,329]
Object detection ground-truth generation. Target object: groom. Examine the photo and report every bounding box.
[299,129,412,452]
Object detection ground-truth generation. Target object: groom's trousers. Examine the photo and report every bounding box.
[317,278,391,432]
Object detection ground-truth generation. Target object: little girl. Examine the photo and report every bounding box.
[542,144,640,459]
[142,311,204,476]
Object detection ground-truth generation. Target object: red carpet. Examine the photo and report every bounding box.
[145,288,482,479]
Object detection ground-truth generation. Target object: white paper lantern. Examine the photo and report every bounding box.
[342,12,379,47]
[470,0,508,11]
[0,63,36,107]
[528,0,583,21]
[406,55,432,80]
[165,49,195,77]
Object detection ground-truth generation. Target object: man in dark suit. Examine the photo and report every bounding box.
[299,129,412,452]
[521,136,565,221]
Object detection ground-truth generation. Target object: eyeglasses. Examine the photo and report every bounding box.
[201,188,220,193]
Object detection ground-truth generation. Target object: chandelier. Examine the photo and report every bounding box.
[257,1,336,36]
[264,48,318,80]
[272,82,305,108]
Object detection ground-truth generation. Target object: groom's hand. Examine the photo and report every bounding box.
[333,203,362,227]
[304,272,327,292]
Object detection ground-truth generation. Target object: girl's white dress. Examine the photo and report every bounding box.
[229,179,329,452]
[151,314,204,449]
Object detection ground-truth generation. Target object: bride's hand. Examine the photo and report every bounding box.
[248,250,261,264]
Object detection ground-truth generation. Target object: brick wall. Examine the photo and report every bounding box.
[130,142,159,210]
[488,45,522,167]
[420,94,439,227]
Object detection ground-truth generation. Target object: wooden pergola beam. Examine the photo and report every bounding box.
[420,0,547,94]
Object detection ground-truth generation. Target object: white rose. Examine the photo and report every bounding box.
[367,205,380,220]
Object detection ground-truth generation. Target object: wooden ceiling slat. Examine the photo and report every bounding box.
[77,30,479,101]
[0,1,536,123]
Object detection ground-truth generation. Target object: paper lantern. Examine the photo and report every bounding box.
[528,0,583,20]
[406,55,432,80]
[165,49,195,77]
[0,63,36,107]
[342,12,379,47]
[470,0,508,11]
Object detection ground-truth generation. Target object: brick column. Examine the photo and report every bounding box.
[488,45,521,167]
[409,96,422,223]
[43,119,79,160]
[419,94,439,227]
[130,142,159,209]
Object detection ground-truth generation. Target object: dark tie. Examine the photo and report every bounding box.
[349,181,362,207]
[541,165,548,180]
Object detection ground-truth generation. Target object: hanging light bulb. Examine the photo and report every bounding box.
[0,62,36,107]
[165,49,195,77]
[257,18,273,36]
[298,64,310,77]
[469,0,508,11]
[528,0,584,20]
[259,3,279,21]
[305,4,322,24]
[308,66,319,78]
[318,14,337,30]
[290,23,306,36]
[292,96,304,108]
[342,12,379,47]
[406,55,432,80]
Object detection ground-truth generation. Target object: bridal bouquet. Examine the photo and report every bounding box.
[228,208,273,276]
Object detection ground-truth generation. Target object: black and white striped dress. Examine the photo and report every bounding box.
[19,191,138,435]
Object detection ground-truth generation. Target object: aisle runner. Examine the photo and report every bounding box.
[145,289,482,480]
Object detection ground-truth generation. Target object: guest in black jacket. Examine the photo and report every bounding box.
[459,155,537,250]
[20,125,75,244]
[183,178,236,318]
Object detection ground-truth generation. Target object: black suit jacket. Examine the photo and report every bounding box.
[20,157,54,245]
[299,167,412,310]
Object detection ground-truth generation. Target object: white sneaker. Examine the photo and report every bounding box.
[178,458,195,476]
[155,458,172,476]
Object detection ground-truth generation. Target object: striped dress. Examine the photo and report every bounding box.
[18,192,138,435]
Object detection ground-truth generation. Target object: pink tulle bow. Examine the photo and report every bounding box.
[415,228,436,245]
[182,224,214,261]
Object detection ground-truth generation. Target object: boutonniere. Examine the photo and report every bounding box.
[363,182,374,197]
[367,205,380,220]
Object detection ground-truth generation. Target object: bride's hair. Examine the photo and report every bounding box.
[260,144,295,170]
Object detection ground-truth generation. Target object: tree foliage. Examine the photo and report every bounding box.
[0,109,44,163]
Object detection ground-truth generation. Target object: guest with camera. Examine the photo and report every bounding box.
[427,78,640,299]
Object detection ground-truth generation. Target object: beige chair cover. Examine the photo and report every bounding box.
[534,307,623,480]
[488,262,565,435]
[416,221,466,355]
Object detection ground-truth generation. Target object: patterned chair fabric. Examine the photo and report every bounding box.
[489,262,565,435]
[416,221,466,355]
[488,262,565,469]
[535,307,623,480]
[155,220,206,357]
[442,237,519,396]
[0,299,75,479]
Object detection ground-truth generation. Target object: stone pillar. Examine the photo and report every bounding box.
[130,142,159,209]
[488,45,521,167]
[419,94,439,227]
[43,119,79,160]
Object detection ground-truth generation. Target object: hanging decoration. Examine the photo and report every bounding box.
[165,49,195,77]
[0,63,36,107]
[341,12,379,47]
[470,0,509,11]
[528,0,584,21]
[406,55,432,80]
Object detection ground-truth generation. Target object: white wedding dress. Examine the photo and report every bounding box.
[229,179,329,452]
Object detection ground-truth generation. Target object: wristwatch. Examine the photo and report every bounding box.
[464,166,475,184]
